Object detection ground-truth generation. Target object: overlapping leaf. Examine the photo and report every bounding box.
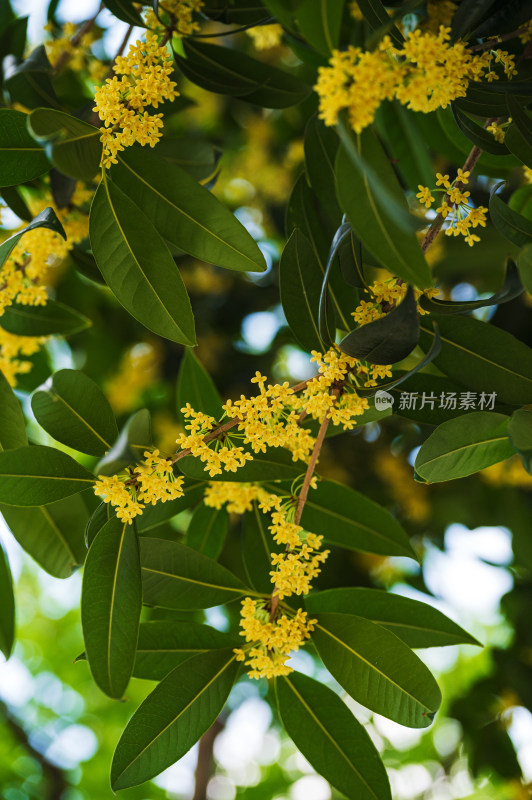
[0,446,94,506]
[0,108,48,186]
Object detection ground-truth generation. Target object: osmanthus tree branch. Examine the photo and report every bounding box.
[192,716,225,800]
[52,2,104,73]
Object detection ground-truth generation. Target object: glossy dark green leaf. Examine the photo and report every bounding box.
[0,493,88,578]
[136,481,204,534]
[90,178,196,346]
[335,129,430,287]
[311,612,441,728]
[139,537,249,609]
[340,286,419,364]
[111,649,238,790]
[451,0,497,39]
[111,147,266,273]
[241,503,281,594]
[95,409,152,476]
[305,588,480,648]
[508,409,532,472]
[0,541,15,659]
[451,104,509,155]
[356,0,403,46]
[337,229,366,288]
[186,503,228,559]
[156,137,220,181]
[504,125,532,169]
[300,479,415,558]
[0,445,94,506]
[415,412,513,483]
[453,89,513,127]
[507,94,532,141]
[177,348,223,425]
[179,446,304,482]
[304,115,342,226]
[471,1,532,38]
[0,299,90,336]
[490,188,532,247]
[0,207,65,268]
[102,0,146,26]
[276,672,392,800]
[296,0,344,55]
[376,101,435,191]
[280,229,328,352]
[133,620,240,680]
[0,369,27,451]
[419,316,532,405]
[419,260,523,315]
[27,107,101,180]
[81,517,141,698]
[202,1,270,25]
[4,46,58,110]
[318,221,352,344]
[31,369,119,457]
[177,39,311,108]
[85,501,113,548]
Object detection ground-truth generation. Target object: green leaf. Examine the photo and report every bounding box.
[155,137,220,182]
[177,349,223,425]
[0,541,15,659]
[279,229,328,352]
[111,649,239,790]
[451,104,509,156]
[133,620,240,680]
[335,128,430,287]
[490,188,532,248]
[356,0,404,47]
[31,369,119,457]
[101,0,146,26]
[311,612,441,728]
[0,207,65,268]
[0,370,27,451]
[0,445,94,506]
[451,0,496,39]
[95,409,152,476]
[4,46,58,111]
[376,101,435,191]
[0,185,31,220]
[81,517,142,698]
[276,672,391,800]
[305,588,480,648]
[186,503,228,559]
[418,260,523,315]
[241,503,281,594]
[110,147,266,273]
[27,107,101,181]
[0,299,91,337]
[179,446,305,482]
[299,479,415,559]
[415,412,513,483]
[296,0,344,55]
[503,124,532,169]
[85,501,113,548]
[304,115,342,226]
[89,177,196,346]
[177,39,311,108]
[419,316,532,406]
[139,537,249,609]
[508,409,532,472]
[340,286,419,364]
[0,493,88,578]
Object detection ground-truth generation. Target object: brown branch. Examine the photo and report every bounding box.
[52,3,104,73]
[469,25,531,52]
[294,395,337,525]
[192,717,224,800]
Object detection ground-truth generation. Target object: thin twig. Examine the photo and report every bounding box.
[294,395,338,525]
[469,25,530,52]
[192,717,224,800]
[52,3,103,73]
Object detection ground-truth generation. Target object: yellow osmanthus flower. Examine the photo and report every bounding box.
[45,21,107,83]
[351,278,439,330]
[422,1,458,33]
[145,0,203,36]
[376,451,430,522]
[177,404,253,477]
[94,449,184,522]
[105,341,162,414]
[233,598,317,679]
[482,456,532,490]
[94,34,178,168]
[487,121,506,143]
[0,329,46,386]
[315,26,518,134]
[246,24,283,50]
[416,170,488,246]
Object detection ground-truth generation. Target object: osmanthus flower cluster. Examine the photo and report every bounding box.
[94,449,184,522]
[44,21,107,83]
[144,0,204,37]
[352,278,439,327]
[416,170,488,246]
[315,25,518,134]
[93,34,178,169]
